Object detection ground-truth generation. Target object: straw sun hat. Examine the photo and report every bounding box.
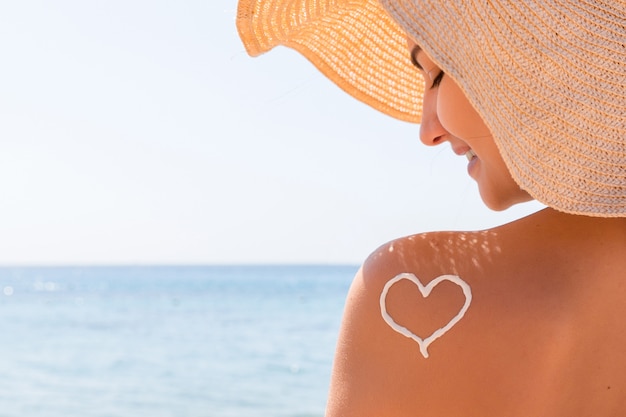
[237,0,626,217]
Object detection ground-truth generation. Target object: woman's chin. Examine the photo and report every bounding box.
[479,188,534,212]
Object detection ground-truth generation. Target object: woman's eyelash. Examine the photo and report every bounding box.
[431,71,444,89]
[409,50,444,89]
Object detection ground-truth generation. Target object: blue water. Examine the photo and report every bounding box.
[0,265,356,417]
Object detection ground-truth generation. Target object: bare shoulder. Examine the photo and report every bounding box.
[327,229,513,417]
[326,212,626,417]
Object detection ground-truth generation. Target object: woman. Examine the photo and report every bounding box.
[237,0,626,415]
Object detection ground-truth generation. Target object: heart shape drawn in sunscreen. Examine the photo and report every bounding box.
[380,273,472,359]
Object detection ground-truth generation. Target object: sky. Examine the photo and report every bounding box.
[0,1,544,265]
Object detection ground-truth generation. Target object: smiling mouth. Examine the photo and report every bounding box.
[465,150,477,161]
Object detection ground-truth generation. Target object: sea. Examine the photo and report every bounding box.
[0,265,356,417]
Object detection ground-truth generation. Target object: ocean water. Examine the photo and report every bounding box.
[0,265,356,417]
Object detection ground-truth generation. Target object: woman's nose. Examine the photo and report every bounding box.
[419,95,447,146]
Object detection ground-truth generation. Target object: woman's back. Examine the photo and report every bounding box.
[326,208,626,416]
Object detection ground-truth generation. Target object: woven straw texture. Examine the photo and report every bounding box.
[237,0,424,122]
[237,0,626,217]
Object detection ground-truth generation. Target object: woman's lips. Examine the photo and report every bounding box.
[466,149,478,177]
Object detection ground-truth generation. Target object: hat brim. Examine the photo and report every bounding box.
[237,0,424,123]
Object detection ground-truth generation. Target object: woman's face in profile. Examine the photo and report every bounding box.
[408,39,532,210]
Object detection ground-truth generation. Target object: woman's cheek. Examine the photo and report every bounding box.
[437,78,491,139]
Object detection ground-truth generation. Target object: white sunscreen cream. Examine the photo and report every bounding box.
[380,273,472,358]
